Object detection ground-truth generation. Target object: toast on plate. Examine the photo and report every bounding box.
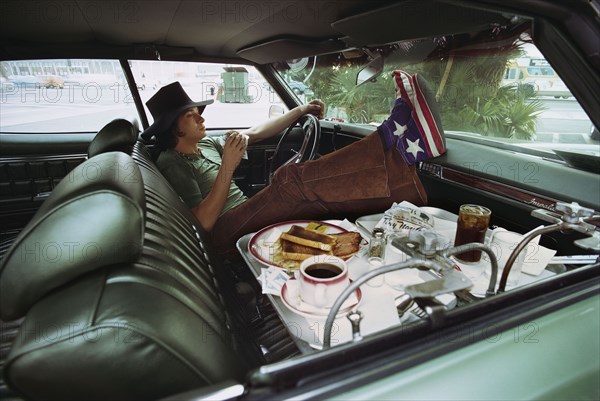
[278,230,362,262]
[280,225,336,251]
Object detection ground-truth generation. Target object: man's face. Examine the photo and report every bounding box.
[177,107,206,139]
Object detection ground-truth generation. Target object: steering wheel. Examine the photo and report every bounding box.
[268,114,321,182]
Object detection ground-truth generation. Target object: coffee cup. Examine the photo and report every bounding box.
[299,255,350,308]
[484,229,526,286]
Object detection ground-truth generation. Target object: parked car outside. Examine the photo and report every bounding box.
[0,1,598,400]
[38,74,65,89]
[502,58,573,99]
[288,80,314,96]
[7,74,64,89]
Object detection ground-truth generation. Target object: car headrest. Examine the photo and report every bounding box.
[88,119,139,158]
[0,152,146,320]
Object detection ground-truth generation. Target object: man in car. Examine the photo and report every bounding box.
[145,75,444,257]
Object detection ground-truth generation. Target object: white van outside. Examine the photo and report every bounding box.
[503,57,572,99]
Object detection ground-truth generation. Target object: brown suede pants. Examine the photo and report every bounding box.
[211,132,428,256]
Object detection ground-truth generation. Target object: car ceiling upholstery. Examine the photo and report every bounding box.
[1,0,516,63]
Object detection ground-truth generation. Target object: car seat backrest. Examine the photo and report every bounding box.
[87,118,139,158]
[0,148,252,400]
[0,151,145,320]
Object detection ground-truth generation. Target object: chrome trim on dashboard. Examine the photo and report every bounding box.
[419,161,560,212]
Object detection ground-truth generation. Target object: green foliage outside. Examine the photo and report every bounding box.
[286,46,546,141]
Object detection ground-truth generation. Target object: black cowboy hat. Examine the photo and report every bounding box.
[141,81,213,140]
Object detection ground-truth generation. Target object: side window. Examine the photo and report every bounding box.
[130,61,287,129]
[0,59,137,133]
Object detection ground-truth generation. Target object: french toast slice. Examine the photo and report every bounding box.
[280,225,336,251]
[280,239,330,261]
[279,231,362,261]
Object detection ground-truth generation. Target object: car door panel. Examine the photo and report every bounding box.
[0,134,91,232]
[0,133,93,155]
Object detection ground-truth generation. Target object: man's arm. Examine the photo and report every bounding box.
[191,132,246,231]
[242,100,324,145]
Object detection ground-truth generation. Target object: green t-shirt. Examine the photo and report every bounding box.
[156,136,248,214]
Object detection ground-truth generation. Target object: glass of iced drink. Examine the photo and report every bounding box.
[453,204,491,263]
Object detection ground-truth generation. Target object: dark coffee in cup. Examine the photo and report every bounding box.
[299,256,349,308]
[305,263,342,279]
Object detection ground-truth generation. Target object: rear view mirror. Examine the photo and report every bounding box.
[269,105,285,119]
[356,55,384,87]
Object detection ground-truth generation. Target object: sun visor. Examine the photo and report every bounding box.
[332,2,510,46]
[237,38,346,64]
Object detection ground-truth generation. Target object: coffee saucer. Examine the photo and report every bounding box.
[280,278,362,320]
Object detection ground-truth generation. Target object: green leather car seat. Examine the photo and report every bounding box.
[0,151,251,400]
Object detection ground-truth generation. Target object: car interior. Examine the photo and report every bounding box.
[0,1,598,400]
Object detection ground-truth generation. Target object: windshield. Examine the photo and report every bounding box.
[271,24,599,161]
